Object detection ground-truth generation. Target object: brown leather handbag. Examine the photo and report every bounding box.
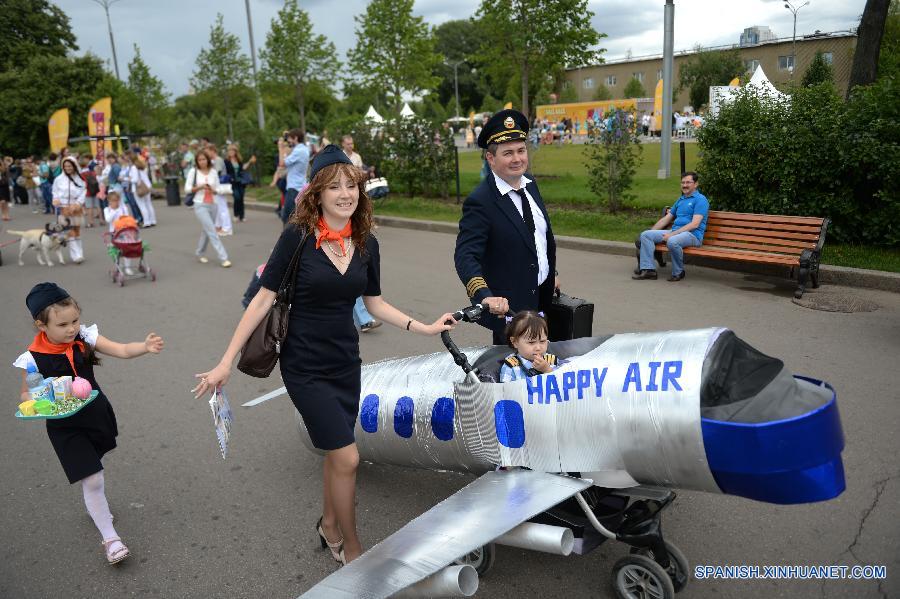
[237,230,307,377]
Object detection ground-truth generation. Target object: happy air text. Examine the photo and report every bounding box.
[525,361,683,405]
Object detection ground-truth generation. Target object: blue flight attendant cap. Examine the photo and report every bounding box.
[308,144,354,182]
[477,109,530,149]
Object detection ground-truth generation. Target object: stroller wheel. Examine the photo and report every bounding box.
[612,554,675,599]
[150,269,156,282]
[453,542,495,577]
[630,540,689,593]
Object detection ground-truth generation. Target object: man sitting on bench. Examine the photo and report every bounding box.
[633,171,709,282]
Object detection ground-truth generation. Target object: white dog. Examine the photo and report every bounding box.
[8,223,69,266]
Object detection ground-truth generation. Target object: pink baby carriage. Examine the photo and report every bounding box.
[103,218,156,286]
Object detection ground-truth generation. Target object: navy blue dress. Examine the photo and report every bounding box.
[28,340,118,484]
[259,225,380,450]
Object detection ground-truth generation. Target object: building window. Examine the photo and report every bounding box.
[822,52,833,64]
[562,80,572,89]
[744,59,760,72]
[657,69,663,80]
[632,72,644,82]
[778,55,795,71]
[583,77,594,89]
[606,75,616,86]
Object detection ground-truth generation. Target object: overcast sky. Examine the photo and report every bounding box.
[57,0,865,98]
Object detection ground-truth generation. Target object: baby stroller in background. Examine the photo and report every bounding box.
[104,216,156,286]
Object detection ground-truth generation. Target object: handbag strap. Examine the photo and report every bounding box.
[275,227,309,305]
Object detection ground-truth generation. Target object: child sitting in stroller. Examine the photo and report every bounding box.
[499,311,561,382]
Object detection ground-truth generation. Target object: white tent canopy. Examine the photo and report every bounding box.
[400,103,416,118]
[708,65,788,117]
[364,105,385,123]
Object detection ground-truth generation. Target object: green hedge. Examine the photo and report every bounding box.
[697,79,899,246]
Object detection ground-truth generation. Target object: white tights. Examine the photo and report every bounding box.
[81,471,122,547]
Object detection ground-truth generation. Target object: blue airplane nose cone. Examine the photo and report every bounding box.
[701,377,845,504]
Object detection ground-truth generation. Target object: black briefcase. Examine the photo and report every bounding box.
[547,292,594,341]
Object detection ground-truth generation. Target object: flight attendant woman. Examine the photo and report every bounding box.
[194,145,454,564]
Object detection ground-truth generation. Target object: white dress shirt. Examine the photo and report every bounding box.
[492,172,550,285]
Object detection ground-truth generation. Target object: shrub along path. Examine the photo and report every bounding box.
[247,143,899,273]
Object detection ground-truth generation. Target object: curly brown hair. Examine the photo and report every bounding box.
[289,163,373,253]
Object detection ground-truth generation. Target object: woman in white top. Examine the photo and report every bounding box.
[132,157,156,227]
[119,154,143,226]
[185,150,230,267]
[52,156,86,263]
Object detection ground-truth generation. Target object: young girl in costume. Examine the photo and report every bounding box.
[499,311,560,382]
[14,283,164,565]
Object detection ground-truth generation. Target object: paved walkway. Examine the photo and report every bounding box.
[0,200,897,598]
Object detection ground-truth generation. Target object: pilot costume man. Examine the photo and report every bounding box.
[454,109,558,345]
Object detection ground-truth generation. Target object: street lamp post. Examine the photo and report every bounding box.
[91,0,123,80]
[784,1,810,81]
[244,0,266,131]
[445,60,463,118]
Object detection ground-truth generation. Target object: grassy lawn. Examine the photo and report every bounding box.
[244,143,900,273]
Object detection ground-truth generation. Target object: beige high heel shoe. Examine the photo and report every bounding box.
[316,517,346,565]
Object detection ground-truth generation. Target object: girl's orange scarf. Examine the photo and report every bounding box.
[315,216,353,255]
[28,332,84,376]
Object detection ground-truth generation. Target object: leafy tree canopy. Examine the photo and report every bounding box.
[0,0,78,74]
[126,45,170,132]
[623,77,646,98]
[348,0,442,115]
[260,0,339,133]
[678,47,744,110]
[476,0,605,117]
[801,51,835,87]
[431,19,485,115]
[191,13,252,140]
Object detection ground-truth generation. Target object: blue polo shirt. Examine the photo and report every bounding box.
[284,143,310,191]
[671,191,709,242]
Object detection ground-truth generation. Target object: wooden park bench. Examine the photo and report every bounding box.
[636,210,830,298]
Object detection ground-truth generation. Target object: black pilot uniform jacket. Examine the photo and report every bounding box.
[454,172,556,344]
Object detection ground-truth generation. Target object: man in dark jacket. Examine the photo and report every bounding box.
[454,109,559,344]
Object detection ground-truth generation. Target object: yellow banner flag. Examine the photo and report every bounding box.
[503,102,513,110]
[729,77,740,86]
[48,108,69,153]
[87,97,113,159]
[114,124,123,155]
[653,79,663,131]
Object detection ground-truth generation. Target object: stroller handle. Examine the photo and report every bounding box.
[441,304,486,374]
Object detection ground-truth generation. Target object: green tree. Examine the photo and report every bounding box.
[583,108,642,213]
[348,0,442,115]
[877,0,900,78]
[0,0,78,74]
[559,83,579,103]
[191,14,252,140]
[593,83,612,101]
[475,0,605,118]
[0,54,118,154]
[801,51,834,87]
[623,77,646,98]
[678,47,744,110]
[432,19,484,116]
[260,0,339,134]
[126,45,170,132]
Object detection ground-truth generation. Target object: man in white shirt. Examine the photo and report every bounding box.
[454,109,559,344]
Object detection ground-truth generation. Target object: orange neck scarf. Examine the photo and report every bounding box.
[315,216,353,255]
[28,332,84,376]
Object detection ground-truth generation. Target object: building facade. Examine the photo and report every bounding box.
[564,30,857,112]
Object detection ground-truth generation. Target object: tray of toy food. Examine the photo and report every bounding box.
[16,375,100,420]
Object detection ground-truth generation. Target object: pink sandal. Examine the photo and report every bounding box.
[102,537,130,565]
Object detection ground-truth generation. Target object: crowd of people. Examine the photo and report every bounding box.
[10,109,711,584]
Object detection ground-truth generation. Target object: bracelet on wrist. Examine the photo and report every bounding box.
[406,319,414,331]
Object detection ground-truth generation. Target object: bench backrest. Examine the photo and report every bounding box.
[702,211,828,257]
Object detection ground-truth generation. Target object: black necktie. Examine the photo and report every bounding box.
[512,189,535,233]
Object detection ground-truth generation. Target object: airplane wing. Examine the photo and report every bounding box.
[298,469,592,599]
